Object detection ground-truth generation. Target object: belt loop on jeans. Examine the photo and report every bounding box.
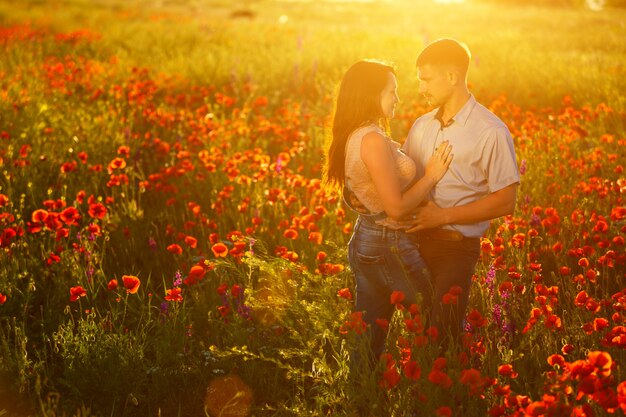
[381,225,387,240]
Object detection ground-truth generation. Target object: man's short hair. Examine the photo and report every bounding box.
[416,38,471,75]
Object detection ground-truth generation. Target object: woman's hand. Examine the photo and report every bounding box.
[424,141,453,183]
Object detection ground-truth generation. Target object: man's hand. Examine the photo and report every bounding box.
[405,183,519,233]
[405,201,445,233]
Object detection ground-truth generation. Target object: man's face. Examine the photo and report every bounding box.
[417,64,452,108]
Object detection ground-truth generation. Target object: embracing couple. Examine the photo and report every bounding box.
[325,38,520,365]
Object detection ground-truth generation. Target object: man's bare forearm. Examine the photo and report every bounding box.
[441,183,518,226]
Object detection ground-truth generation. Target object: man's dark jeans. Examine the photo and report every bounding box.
[414,233,481,347]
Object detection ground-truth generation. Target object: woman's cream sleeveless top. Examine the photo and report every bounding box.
[344,124,416,229]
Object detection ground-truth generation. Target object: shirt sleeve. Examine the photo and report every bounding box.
[481,126,520,192]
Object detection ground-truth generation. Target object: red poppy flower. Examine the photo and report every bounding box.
[544,314,562,330]
[184,235,197,248]
[588,351,612,377]
[0,194,8,207]
[340,312,367,335]
[229,241,247,257]
[165,287,183,302]
[55,228,69,241]
[107,279,118,291]
[559,266,571,276]
[0,227,17,248]
[426,326,439,340]
[450,286,463,295]
[498,364,518,378]
[480,238,493,254]
[117,145,130,157]
[189,265,206,280]
[185,265,206,286]
[433,357,447,370]
[0,293,6,304]
[428,369,452,389]
[390,290,405,305]
[211,242,228,258]
[574,290,589,307]
[617,381,626,414]
[107,157,126,173]
[231,284,243,298]
[216,283,229,296]
[60,206,81,225]
[217,303,231,317]
[208,233,220,244]
[87,223,101,236]
[42,251,59,265]
[403,360,421,380]
[167,243,183,255]
[510,233,526,248]
[435,406,452,417]
[375,318,389,331]
[380,365,401,390]
[500,281,514,292]
[337,288,352,300]
[122,275,141,294]
[283,229,298,240]
[70,286,87,302]
[405,317,424,334]
[460,368,488,395]
[466,308,487,328]
[31,209,49,223]
[60,161,77,173]
[594,317,610,332]
[547,354,565,367]
[442,292,458,305]
[308,231,322,245]
[88,203,107,219]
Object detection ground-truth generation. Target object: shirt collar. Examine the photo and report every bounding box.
[433,94,477,128]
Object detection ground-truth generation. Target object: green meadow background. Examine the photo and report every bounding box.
[0,0,625,416]
[3,0,625,113]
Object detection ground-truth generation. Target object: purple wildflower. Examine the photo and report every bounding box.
[173,271,183,287]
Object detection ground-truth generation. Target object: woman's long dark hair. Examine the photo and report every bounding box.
[324,59,395,188]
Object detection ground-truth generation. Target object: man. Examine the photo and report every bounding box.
[402,38,519,346]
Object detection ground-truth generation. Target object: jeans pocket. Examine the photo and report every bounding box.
[352,246,392,290]
[355,251,386,265]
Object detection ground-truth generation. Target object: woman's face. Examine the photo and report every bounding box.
[380,72,399,119]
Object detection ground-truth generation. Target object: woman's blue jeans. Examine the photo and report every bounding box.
[348,216,431,366]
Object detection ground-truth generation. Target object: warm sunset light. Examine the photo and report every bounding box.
[0,0,625,416]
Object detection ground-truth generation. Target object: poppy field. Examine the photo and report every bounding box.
[0,1,625,416]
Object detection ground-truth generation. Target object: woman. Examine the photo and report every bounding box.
[325,60,453,365]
